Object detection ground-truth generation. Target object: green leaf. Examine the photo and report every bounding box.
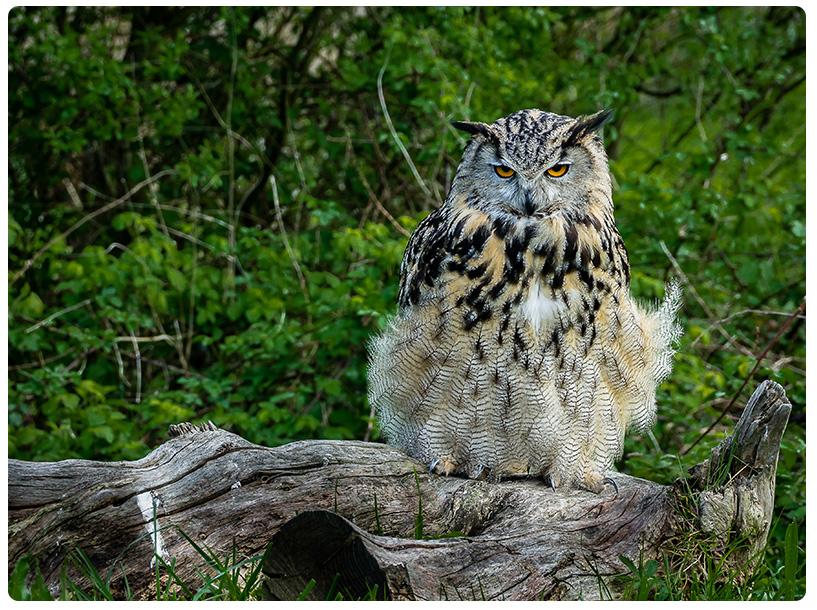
[167,268,187,292]
[16,291,44,318]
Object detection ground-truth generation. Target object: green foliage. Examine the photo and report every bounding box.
[8,6,804,601]
[59,548,121,601]
[613,522,805,601]
[21,538,266,601]
[296,579,317,601]
[9,556,53,601]
[172,530,265,601]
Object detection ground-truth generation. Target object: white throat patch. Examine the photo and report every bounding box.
[522,281,565,333]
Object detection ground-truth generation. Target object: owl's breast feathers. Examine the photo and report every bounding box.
[374,196,680,488]
[397,197,631,343]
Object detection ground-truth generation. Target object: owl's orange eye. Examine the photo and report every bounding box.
[546,163,570,178]
[494,165,515,179]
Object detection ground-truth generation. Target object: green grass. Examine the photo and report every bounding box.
[612,514,805,600]
[10,531,266,601]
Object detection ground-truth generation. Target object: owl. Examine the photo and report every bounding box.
[367,108,681,492]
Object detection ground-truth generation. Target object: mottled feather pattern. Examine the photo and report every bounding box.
[368,108,681,491]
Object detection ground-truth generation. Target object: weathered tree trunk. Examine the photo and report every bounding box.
[8,380,790,600]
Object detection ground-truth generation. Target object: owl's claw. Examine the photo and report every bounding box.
[429,458,440,474]
[472,463,490,480]
[603,476,620,497]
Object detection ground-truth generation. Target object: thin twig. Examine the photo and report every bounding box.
[106,242,152,273]
[62,178,83,209]
[114,334,181,344]
[119,351,205,379]
[187,68,271,168]
[463,81,476,112]
[172,319,190,371]
[347,133,410,238]
[117,202,233,229]
[690,308,807,350]
[659,240,754,358]
[694,76,708,143]
[9,349,94,371]
[25,299,92,333]
[185,232,198,367]
[291,141,309,233]
[225,8,239,297]
[377,55,435,203]
[11,169,175,285]
[112,340,130,388]
[682,298,805,456]
[129,330,142,404]
[164,226,244,273]
[269,175,310,311]
[132,71,171,241]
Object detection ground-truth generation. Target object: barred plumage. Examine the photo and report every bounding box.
[368,108,682,491]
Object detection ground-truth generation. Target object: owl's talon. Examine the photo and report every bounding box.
[472,464,489,480]
[428,458,440,474]
[603,476,620,497]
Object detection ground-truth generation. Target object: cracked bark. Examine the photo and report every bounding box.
[8,380,790,600]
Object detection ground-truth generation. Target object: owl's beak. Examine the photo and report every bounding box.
[522,190,537,216]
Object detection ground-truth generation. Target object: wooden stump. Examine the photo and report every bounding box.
[8,380,791,600]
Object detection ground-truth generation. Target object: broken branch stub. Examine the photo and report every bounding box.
[688,380,791,562]
[8,380,791,600]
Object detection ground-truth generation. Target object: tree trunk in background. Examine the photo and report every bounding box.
[8,380,791,600]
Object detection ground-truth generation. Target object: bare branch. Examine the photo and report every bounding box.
[377,56,436,204]
[25,299,93,333]
[11,170,176,286]
[269,175,310,313]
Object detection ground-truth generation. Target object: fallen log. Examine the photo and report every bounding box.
[8,380,791,600]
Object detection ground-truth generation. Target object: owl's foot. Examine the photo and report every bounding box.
[579,471,606,494]
[576,472,619,495]
[430,456,458,476]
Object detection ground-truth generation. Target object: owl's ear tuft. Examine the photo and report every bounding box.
[452,121,496,141]
[565,109,614,146]
[579,108,614,134]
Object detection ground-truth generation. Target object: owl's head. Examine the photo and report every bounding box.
[449,108,613,220]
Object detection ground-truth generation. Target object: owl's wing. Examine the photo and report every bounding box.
[397,207,451,309]
[398,206,494,311]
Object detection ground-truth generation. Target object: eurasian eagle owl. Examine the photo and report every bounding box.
[368,108,681,492]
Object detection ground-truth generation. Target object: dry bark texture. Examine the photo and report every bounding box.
[8,380,790,600]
